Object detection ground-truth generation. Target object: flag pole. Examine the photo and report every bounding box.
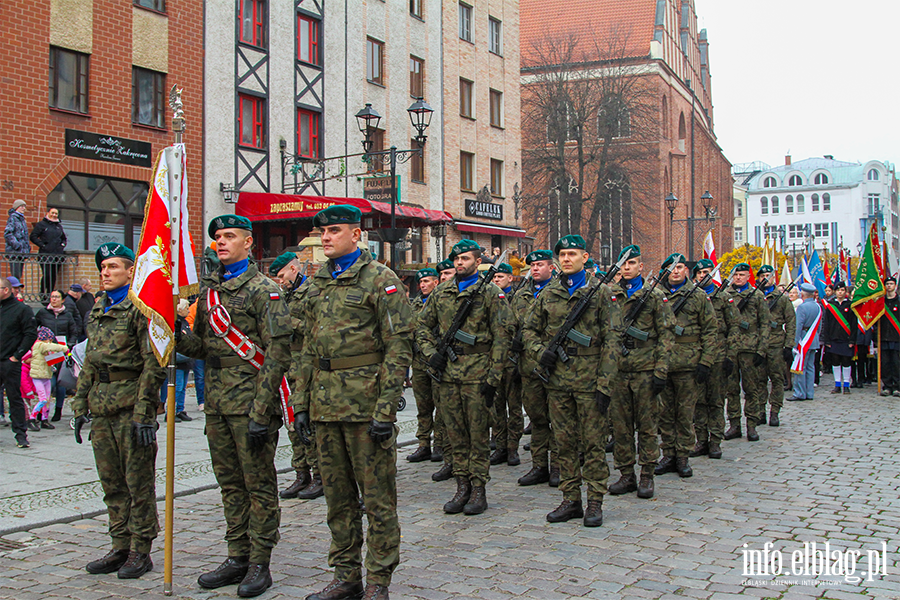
[163,85,185,597]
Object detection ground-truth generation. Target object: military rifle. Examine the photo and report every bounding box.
[736,272,768,313]
[427,249,510,382]
[709,266,738,301]
[284,260,310,303]
[620,261,672,356]
[508,270,534,366]
[767,275,801,310]
[669,263,721,336]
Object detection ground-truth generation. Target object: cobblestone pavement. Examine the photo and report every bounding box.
[1,378,899,599]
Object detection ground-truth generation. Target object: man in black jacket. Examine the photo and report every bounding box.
[0,276,38,448]
[65,284,86,341]
[29,208,67,296]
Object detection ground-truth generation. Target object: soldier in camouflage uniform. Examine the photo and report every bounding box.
[655,253,717,479]
[293,205,412,600]
[437,258,457,284]
[270,253,323,501]
[608,245,675,499]
[489,262,523,467]
[689,259,738,460]
[757,265,796,427]
[72,243,165,579]
[523,236,620,527]
[417,240,512,516]
[723,262,771,443]
[510,250,558,487]
[178,215,291,598]
[407,268,444,465]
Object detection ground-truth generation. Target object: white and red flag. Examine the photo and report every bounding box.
[129,144,199,366]
[702,230,721,285]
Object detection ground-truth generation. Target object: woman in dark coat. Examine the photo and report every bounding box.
[34,289,77,420]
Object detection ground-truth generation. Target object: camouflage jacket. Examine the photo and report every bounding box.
[410,296,430,368]
[522,277,621,394]
[293,250,413,423]
[764,289,797,349]
[416,275,512,388]
[178,264,292,426]
[510,278,550,377]
[612,280,675,378]
[728,285,771,355]
[286,277,313,395]
[72,295,165,424]
[707,287,740,364]
[663,280,718,372]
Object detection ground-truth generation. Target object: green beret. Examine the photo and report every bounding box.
[313,204,362,228]
[661,252,687,270]
[734,262,751,272]
[554,234,586,254]
[416,268,439,282]
[495,263,513,275]
[757,264,775,276]
[692,258,715,276]
[437,258,455,272]
[95,243,135,270]
[619,244,641,261]
[585,258,596,269]
[525,249,552,265]
[449,239,480,260]
[269,252,297,276]
[208,214,253,238]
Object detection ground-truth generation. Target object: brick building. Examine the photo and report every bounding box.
[519,0,733,267]
[0,0,204,294]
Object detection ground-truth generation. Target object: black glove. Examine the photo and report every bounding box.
[367,419,393,444]
[480,383,497,408]
[132,422,156,447]
[783,347,794,362]
[510,337,525,354]
[694,364,711,384]
[74,415,89,444]
[651,376,667,396]
[428,352,447,373]
[753,353,765,367]
[294,411,311,446]
[723,358,735,377]
[247,419,268,450]
[539,348,557,369]
[595,391,611,416]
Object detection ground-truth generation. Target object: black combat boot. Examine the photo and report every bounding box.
[431,463,453,482]
[305,579,364,600]
[583,499,603,528]
[548,465,560,487]
[507,449,521,466]
[608,470,637,495]
[85,548,129,574]
[707,442,723,459]
[654,456,676,475]
[297,476,324,499]
[198,556,250,589]
[280,469,311,499]
[746,424,760,442]
[40,419,55,429]
[51,406,62,422]
[443,477,471,514]
[523,421,533,435]
[546,499,583,523]
[689,442,709,457]
[237,563,273,597]
[768,412,780,427]
[463,486,487,515]
[675,457,693,478]
[637,473,655,499]
[407,445,431,463]
[489,448,508,465]
[117,551,153,579]
[362,583,389,600]
[723,424,742,440]
[517,466,550,486]
[430,446,443,462]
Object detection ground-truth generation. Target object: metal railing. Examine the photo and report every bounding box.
[1,252,80,304]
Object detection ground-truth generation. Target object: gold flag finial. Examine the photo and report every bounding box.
[169,85,185,138]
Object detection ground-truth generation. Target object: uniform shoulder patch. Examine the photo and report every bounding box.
[385,284,398,295]
[611,295,617,301]
[269,292,280,300]
[728,298,734,303]
[662,297,668,302]
[498,292,506,299]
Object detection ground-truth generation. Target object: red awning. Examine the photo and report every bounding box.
[455,220,527,238]
[236,192,453,224]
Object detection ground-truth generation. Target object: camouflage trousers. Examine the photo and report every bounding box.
[205,413,280,563]
[659,371,703,458]
[611,370,660,473]
[91,409,159,554]
[492,367,524,452]
[439,382,491,486]
[763,344,786,414]
[412,365,445,450]
[316,421,399,587]
[694,361,726,445]
[520,374,556,469]
[288,425,320,478]
[548,389,609,501]
[726,352,767,427]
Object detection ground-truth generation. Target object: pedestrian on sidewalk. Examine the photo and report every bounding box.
[0,275,37,448]
[35,289,78,422]
[29,208,67,297]
[28,327,68,429]
[4,199,30,281]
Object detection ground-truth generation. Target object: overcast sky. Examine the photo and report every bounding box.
[694,0,900,171]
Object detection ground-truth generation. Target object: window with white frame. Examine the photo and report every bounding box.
[789,175,802,186]
[789,224,804,239]
[760,196,768,215]
[868,169,881,181]
[812,193,819,211]
[771,196,779,214]
[815,223,829,237]
[734,227,743,243]
[489,17,502,55]
[459,2,472,41]
[796,194,805,213]
[822,192,831,211]
[786,195,794,214]
[814,173,829,185]
[763,176,776,188]
[868,193,881,216]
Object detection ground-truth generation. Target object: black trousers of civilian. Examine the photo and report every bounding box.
[881,348,900,392]
[0,360,28,443]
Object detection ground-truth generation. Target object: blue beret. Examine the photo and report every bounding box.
[95,243,136,270]
[800,283,817,293]
[554,235,586,254]
[313,204,362,228]
[269,252,297,276]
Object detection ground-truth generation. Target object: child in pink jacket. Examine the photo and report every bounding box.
[28,327,69,429]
